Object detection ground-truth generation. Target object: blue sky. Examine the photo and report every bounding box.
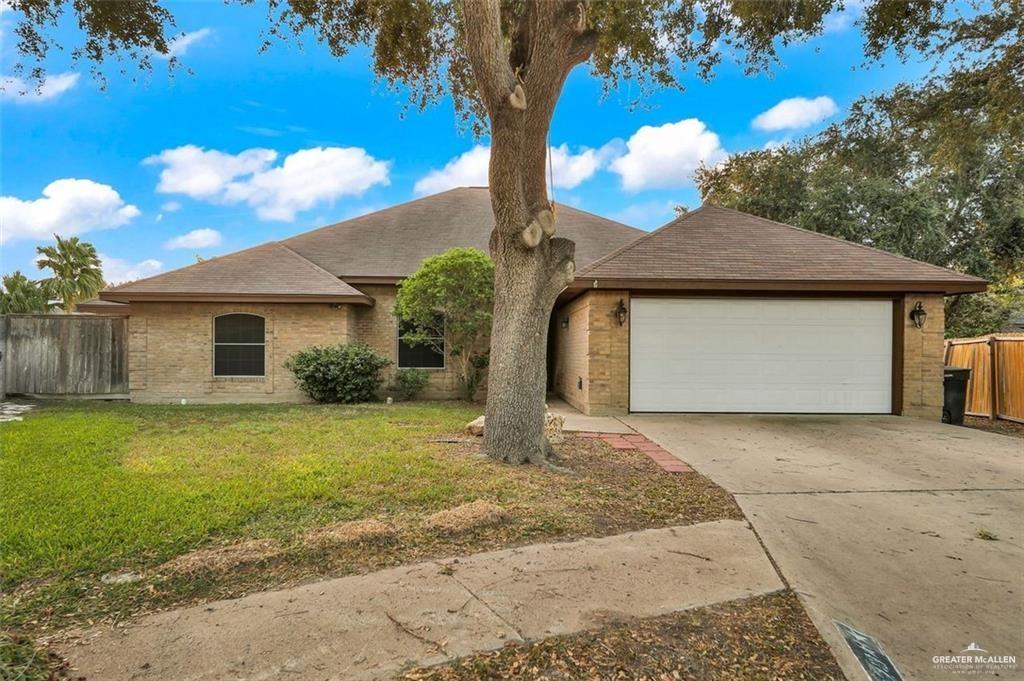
[1,1,935,284]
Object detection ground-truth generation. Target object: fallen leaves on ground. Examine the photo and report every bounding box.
[403,591,844,680]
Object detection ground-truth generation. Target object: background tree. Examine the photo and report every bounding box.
[35,235,105,313]
[696,9,1024,339]
[0,271,53,314]
[395,247,494,401]
[6,0,985,463]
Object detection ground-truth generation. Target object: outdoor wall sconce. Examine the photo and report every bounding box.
[910,301,928,329]
[561,317,569,329]
[614,298,628,326]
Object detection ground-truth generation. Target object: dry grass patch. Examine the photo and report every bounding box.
[158,539,282,577]
[304,519,398,547]
[423,501,510,535]
[404,591,844,680]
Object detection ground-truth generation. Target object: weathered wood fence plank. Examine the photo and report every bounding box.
[945,335,1024,423]
[1,314,129,397]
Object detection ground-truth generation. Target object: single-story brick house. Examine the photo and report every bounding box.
[87,187,985,419]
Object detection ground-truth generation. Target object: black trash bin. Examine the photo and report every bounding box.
[943,366,972,425]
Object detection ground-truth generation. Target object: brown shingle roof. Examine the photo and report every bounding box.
[100,242,373,304]
[575,205,986,294]
[283,187,645,278]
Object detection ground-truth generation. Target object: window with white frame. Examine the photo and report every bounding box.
[213,314,265,377]
[397,318,444,369]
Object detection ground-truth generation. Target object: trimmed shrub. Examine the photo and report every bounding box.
[393,368,430,401]
[285,343,391,403]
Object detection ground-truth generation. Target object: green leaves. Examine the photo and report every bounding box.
[395,247,494,401]
[35,235,105,313]
[696,58,1024,337]
[0,271,53,314]
[284,343,392,403]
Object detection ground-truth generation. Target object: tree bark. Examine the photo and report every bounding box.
[461,0,595,464]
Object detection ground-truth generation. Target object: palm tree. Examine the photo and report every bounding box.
[0,271,53,313]
[36,235,105,313]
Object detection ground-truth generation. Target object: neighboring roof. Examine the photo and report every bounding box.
[574,205,987,294]
[100,242,374,304]
[76,298,129,315]
[283,187,645,279]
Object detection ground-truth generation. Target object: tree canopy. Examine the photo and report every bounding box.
[35,235,106,313]
[8,1,999,132]
[0,271,53,314]
[695,33,1024,337]
[395,247,494,400]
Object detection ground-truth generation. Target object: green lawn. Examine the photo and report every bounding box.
[1,401,481,586]
[1,399,739,648]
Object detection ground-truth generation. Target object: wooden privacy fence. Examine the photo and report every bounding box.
[0,314,129,398]
[944,334,1024,423]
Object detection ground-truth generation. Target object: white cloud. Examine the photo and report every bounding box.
[824,0,866,32]
[99,254,163,285]
[164,228,222,250]
[160,201,182,212]
[145,145,278,199]
[414,145,490,195]
[414,143,613,195]
[752,96,838,131]
[0,179,141,244]
[609,118,727,191]
[223,147,390,221]
[609,200,678,229]
[160,28,213,59]
[146,145,390,221]
[762,138,791,151]
[0,72,80,103]
[549,143,619,189]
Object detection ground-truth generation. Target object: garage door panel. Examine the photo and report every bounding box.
[629,298,892,413]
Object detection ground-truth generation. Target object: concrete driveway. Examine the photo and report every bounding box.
[623,414,1024,680]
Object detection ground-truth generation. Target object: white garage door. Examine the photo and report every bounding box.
[629,298,893,413]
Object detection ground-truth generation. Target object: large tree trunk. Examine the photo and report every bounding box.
[461,0,596,464]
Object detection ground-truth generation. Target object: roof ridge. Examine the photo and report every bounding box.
[103,240,278,292]
[281,187,470,245]
[704,204,985,282]
[578,205,711,276]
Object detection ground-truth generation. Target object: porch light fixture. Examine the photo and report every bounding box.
[561,317,569,329]
[614,298,628,326]
[910,302,928,329]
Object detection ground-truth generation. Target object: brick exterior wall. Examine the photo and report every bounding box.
[128,289,944,416]
[128,302,352,403]
[554,291,946,420]
[551,294,590,413]
[901,293,946,419]
[128,286,468,403]
[552,290,630,415]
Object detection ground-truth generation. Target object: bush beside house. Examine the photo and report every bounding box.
[285,343,391,403]
[393,368,430,400]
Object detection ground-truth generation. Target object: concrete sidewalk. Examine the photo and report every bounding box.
[547,398,634,434]
[62,519,781,680]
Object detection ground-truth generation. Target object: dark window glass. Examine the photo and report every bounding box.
[398,319,444,369]
[214,314,265,376]
[214,314,264,343]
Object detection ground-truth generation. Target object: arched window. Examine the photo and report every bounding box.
[213,314,265,377]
